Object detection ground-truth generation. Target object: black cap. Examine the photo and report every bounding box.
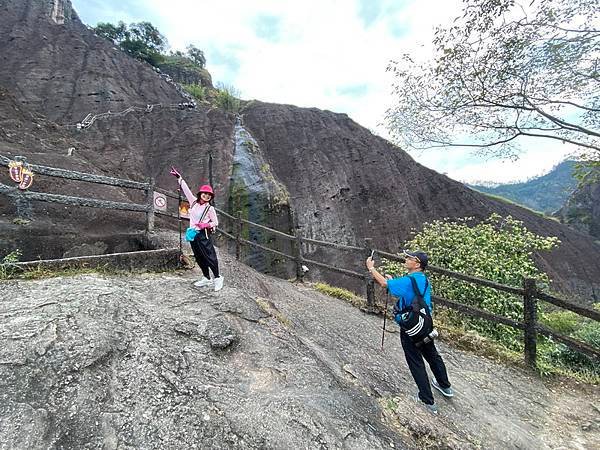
[403,250,428,269]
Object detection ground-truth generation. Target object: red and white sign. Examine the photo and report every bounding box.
[153,191,167,211]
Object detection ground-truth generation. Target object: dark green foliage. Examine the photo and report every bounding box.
[93,21,127,42]
[92,21,168,65]
[182,84,205,100]
[186,45,206,68]
[542,319,600,372]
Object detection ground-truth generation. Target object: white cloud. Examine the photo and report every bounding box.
[137,0,463,129]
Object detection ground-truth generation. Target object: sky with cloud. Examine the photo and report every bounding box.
[71,0,575,184]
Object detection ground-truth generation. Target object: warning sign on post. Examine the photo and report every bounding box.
[153,191,167,211]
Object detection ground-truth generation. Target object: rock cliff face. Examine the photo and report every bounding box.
[241,102,600,301]
[0,0,183,124]
[157,62,213,88]
[0,0,599,301]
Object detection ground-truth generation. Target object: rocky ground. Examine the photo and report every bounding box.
[1,247,598,449]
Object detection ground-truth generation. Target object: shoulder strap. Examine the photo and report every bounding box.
[199,204,211,222]
[408,275,428,299]
[406,275,431,317]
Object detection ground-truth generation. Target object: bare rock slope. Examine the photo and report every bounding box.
[1,252,598,449]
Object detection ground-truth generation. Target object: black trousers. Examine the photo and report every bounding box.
[190,231,220,279]
[400,331,451,405]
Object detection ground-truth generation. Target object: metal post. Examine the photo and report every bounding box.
[365,238,375,311]
[145,178,155,233]
[523,278,538,368]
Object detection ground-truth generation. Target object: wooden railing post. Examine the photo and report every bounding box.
[12,156,32,221]
[235,211,242,260]
[523,278,538,368]
[293,227,304,282]
[365,238,375,311]
[145,178,155,233]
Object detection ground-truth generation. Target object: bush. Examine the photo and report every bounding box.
[539,320,600,378]
[540,310,580,334]
[215,83,241,113]
[0,249,22,279]
[182,84,206,100]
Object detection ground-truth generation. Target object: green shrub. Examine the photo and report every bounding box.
[538,320,600,379]
[0,249,22,279]
[215,83,241,113]
[540,310,580,334]
[182,83,206,100]
[382,214,559,349]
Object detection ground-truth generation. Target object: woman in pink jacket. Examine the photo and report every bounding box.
[170,167,224,291]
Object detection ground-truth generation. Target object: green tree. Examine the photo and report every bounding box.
[92,21,167,65]
[186,45,206,68]
[93,21,127,43]
[385,0,599,165]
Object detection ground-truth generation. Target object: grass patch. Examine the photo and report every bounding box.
[434,306,600,384]
[313,282,365,307]
[433,307,524,364]
[1,261,180,281]
[182,83,206,100]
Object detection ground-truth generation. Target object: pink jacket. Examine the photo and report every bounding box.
[179,178,219,230]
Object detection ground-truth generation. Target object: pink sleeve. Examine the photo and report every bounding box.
[179,178,196,205]
[208,206,218,228]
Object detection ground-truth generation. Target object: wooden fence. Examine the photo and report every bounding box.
[0,155,156,232]
[1,155,599,368]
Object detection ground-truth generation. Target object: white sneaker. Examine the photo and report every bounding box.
[214,276,224,292]
[193,277,212,288]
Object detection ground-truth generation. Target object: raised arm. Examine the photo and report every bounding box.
[178,177,197,205]
[366,257,388,288]
[170,166,197,205]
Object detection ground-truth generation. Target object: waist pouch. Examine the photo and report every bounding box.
[185,227,198,242]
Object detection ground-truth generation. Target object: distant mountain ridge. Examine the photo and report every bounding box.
[468,160,578,213]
